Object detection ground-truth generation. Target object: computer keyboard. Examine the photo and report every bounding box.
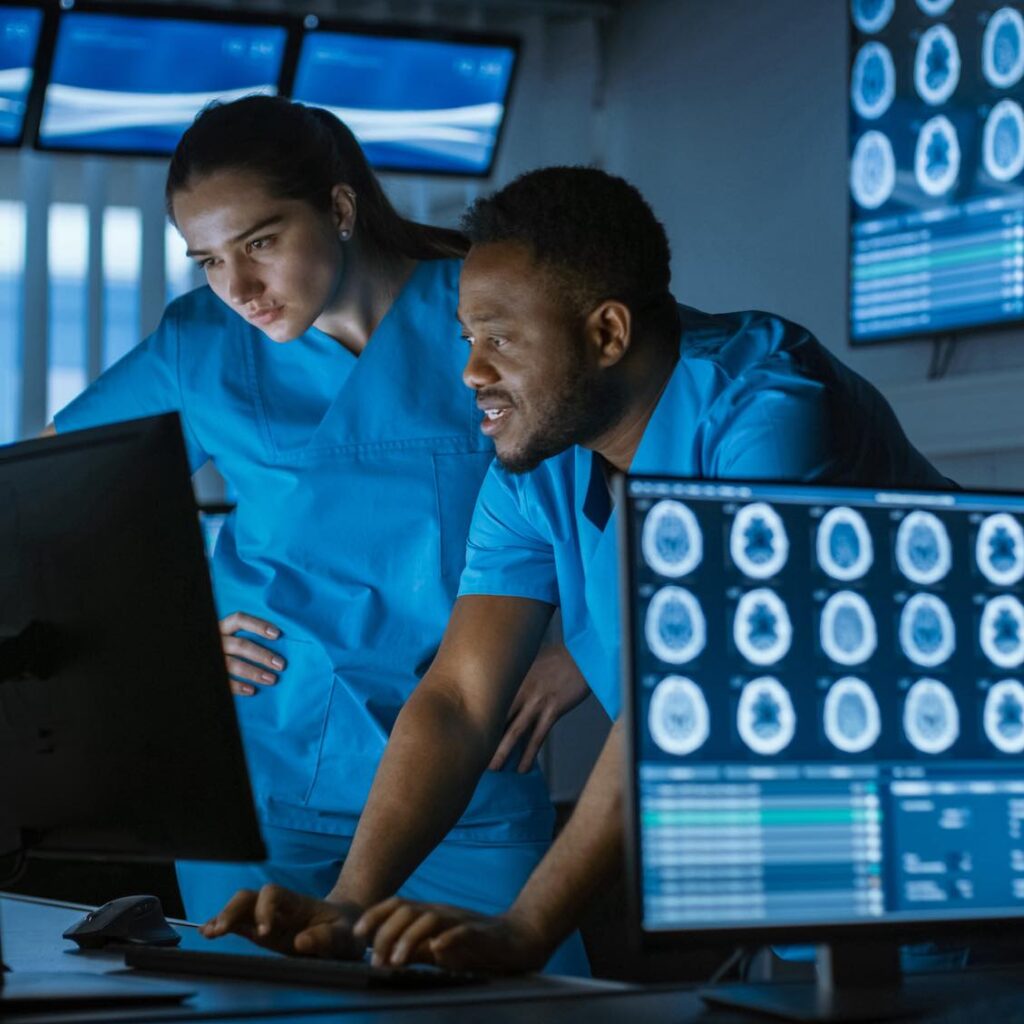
[123,944,488,990]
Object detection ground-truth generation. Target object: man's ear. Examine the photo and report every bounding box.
[584,300,632,368]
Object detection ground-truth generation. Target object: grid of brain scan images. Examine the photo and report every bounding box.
[849,0,1024,342]
[627,479,1024,929]
[627,481,1024,765]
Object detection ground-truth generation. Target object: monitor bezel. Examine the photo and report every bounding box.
[291,15,521,179]
[619,471,1024,951]
[0,0,54,150]
[29,0,302,160]
[845,7,1024,349]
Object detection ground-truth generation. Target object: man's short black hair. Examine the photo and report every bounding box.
[461,166,679,344]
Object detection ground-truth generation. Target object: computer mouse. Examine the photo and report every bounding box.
[63,894,182,949]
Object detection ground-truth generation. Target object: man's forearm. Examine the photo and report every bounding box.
[507,719,625,953]
[329,681,500,908]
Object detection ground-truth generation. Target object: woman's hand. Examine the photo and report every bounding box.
[354,898,549,974]
[489,643,591,773]
[219,612,286,697]
[201,884,366,959]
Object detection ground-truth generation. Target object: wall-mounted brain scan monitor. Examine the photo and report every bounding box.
[35,2,293,156]
[290,19,518,176]
[850,1,1024,344]
[621,475,1024,973]
[0,2,45,146]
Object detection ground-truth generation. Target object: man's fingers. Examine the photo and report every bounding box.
[388,911,445,966]
[219,612,282,639]
[202,889,259,936]
[293,921,363,959]
[222,635,286,671]
[428,924,477,970]
[353,896,402,938]
[368,905,421,967]
[489,712,529,772]
[252,884,295,936]
[517,710,557,773]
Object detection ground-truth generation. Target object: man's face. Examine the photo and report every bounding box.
[458,242,620,474]
[173,170,344,343]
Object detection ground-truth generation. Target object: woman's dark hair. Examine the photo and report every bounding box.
[166,95,467,263]
[461,166,679,345]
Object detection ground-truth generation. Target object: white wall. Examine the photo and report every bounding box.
[603,0,1024,488]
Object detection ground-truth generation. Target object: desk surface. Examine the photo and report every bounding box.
[7,893,1024,1024]
[0,893,711,1023]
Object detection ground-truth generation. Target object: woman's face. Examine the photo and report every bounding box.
[172,169,350,343]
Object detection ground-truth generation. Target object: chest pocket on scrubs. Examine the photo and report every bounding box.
[233,634,336,808]
[433,451,496,581]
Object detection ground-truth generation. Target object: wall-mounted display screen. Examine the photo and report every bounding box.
[624,475,1024,937]
[291,25,518,175]
[0,3,44,145]
[849,0,1024,344]
[36,6,290,156]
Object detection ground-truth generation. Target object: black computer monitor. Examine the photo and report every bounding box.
[0,1,47,148]
[290,18,518,176]
[0,413,265,1010]
[620,474,1024,1021]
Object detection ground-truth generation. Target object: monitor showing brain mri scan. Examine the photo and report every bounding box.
[850,1,1024,343]
[624,476,1024,932]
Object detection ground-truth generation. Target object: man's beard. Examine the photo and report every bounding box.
[497,361,628,475]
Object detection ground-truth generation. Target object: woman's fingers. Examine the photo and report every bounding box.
[219,612,281,639]
[218,612,286,695]
[222,635,286,671]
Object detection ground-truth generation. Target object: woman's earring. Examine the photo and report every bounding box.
[340,229,351,241]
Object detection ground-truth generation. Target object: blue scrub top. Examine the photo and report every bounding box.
[55,258,554,842]
[457,305,948,719]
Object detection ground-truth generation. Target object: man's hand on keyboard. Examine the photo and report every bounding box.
[200,884,366,959]
[353,897,548,975]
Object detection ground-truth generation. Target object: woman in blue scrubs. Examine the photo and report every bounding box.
[51,95,588,974]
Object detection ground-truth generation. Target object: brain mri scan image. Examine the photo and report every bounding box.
[851,130,897,209]
[895,510,953,584]
[645,586,707,665]
[984,7,1024,90]
[641,500,703,578]
[733,588,793,666]
[816,506,874,582]
[915,115,962,198]
[903,678,960,754]
[983,678,1024,754]
[983,99,1024,182]
[852,0,895,34]
[980,595,1024,669]
[976,512,1024,586]
[915,0,956,15]
[737,677,797,756]
[730,503,790,579]
[823,676,882,754]
[820,591,879,666]
[899,592,956,668]
[852,42,896,120]
[648,676,711,756]
[915,24,961,107]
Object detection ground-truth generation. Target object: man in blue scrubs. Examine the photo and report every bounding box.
[207,166,946,970]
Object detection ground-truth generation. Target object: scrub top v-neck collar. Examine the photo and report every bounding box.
[246,259,466,460]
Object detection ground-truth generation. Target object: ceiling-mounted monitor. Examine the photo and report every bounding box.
[0,1,46,146]
[33,1,295,158]
[290,19,519,176]
[849,0,1024,344]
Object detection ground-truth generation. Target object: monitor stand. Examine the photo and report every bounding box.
[0,866,193,1012]
[699,941,934,1023]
